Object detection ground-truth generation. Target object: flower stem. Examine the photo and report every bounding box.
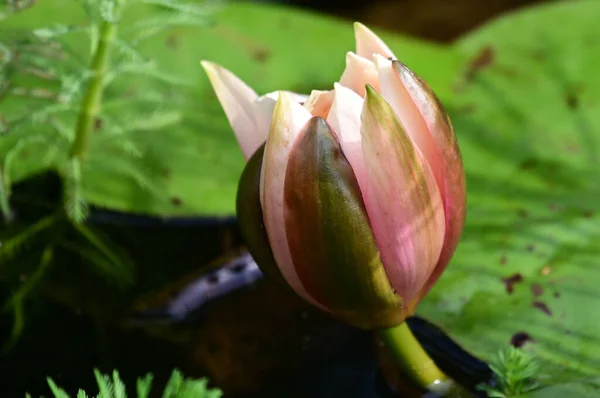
[378,321,471,397]
[69,1,122,161]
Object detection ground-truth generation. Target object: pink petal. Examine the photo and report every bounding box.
[326,83,367,187]
[360,85,446,304]
[304,90,335,118]
[260,92,325,308]
[339,52,380,97]
[201,61,261,160]
[374,55,445,202]
[393,62,466,304]
[354,22,395,60]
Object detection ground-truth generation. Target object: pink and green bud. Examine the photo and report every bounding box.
[202,23,466,329]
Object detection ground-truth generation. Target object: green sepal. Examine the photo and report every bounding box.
[284,117,405,329]
[236,144,292,292]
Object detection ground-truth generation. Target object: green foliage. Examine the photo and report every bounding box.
[522,377,600,398]
[1,0,217,222]
[0,0,37,20]
[416,0,600,394]
[0,214,136,349]
[0,0,204,347]
[477,347,541,397]
[24,369,222,398]
[0,213,135,287]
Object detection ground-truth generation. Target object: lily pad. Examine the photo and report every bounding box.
[417,0,600,388]
[0,0,461,217]
[524,378,600,397]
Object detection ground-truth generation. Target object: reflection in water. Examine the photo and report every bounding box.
[129,251,263,324]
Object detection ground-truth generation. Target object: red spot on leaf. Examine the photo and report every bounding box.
[465,46,495,81]
[170,197,183,207]
[510,332,534,348]
[532,301,552,316]
[502,273,523,294]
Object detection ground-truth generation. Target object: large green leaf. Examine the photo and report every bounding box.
[524,378,600,398]
[417,0,600,388]
[0,0,461,216]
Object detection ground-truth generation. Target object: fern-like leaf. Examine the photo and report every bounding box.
[131,0,217,17]
[477,347,543,397]
[76,390,89,398]
[47,378,70,398]
[2,294,24,353]
[136,374,153,398]
[94,369,115,398]
[33,25,85,41]
[0,214,57,264]
[87,155,162,197]
[38,369,222,398]
[112,370,127,398]
[3,136,48,190]
[0,0,37,20]
[162,369,222,398]
[3,244,54,311]
[63,158,89,224]
[0,164,14,223]
[61,221,135,288]
[58,240,134,289]
[2,245,54,352]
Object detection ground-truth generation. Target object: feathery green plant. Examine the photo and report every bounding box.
[0,0,36,20]
[25,369,222,398]
[0,0,221,347]
[477,347,543,397]
[0,0,218,223]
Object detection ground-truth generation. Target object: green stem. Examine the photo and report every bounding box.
[378,322,471,397]
[69,1,122,160]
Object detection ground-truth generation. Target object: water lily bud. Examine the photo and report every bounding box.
[202,22,466,329]
[284,116,403,328]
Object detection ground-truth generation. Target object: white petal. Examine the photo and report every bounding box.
[339,52,379,97]
[253,95,278,144]
[354,22,395,60]
[304,89,335,118]
[262,90,309,104]
[326,83,368,188]
[260,92,323,307]
[201,61,261,160]
[254,91,311,146]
